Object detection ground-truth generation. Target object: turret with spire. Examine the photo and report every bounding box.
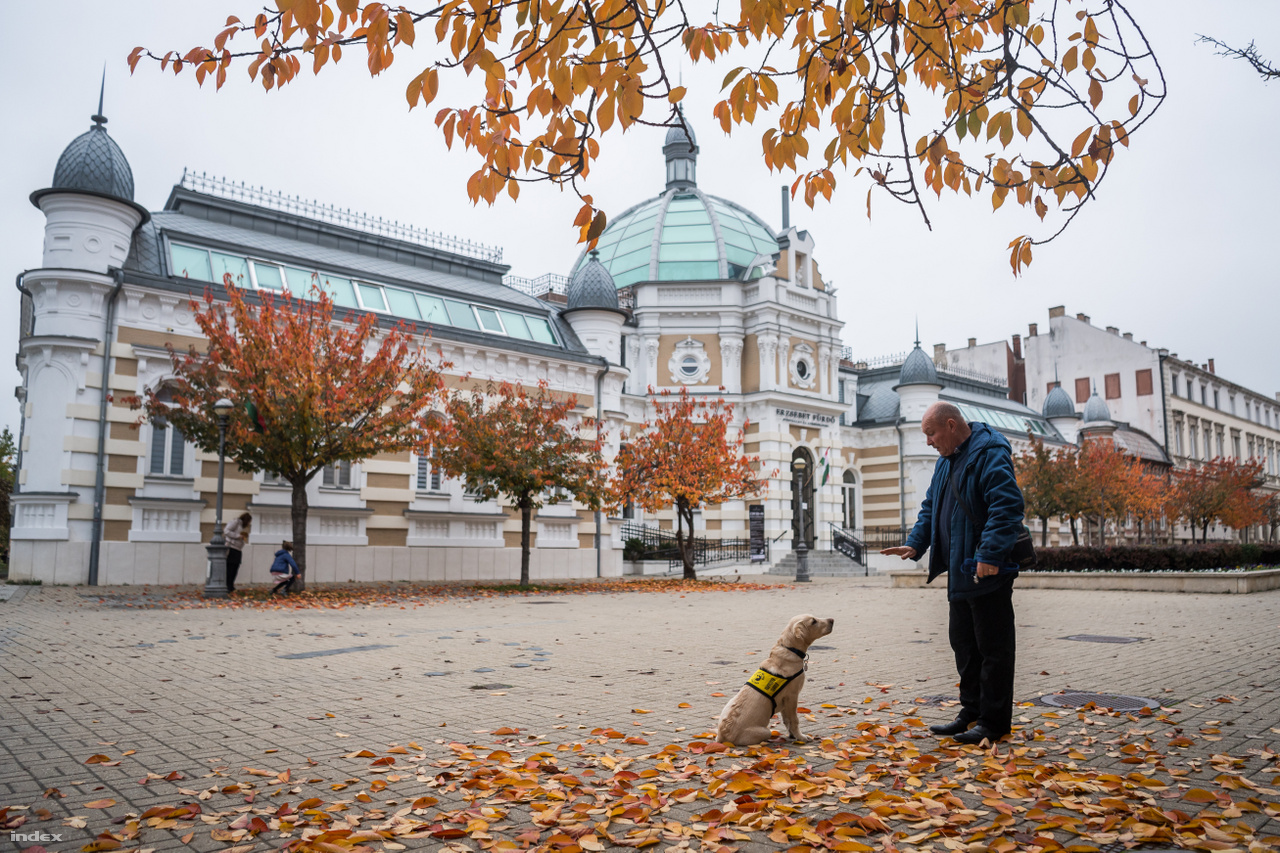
[663,106,699,190]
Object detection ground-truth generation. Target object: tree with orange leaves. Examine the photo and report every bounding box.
[1073,438,1143,546]
[132,1,1165,273]
[131,280,445,586]
[609,388,763,580]
[1214,459,1266,541]
[1168,458,1265,543]
[433,380,605,588]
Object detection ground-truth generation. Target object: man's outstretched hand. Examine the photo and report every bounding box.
[881,546,917,559]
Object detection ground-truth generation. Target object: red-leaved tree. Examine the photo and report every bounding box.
[609,388,763,579]
[131,281,445,585]
[432,380,605,587]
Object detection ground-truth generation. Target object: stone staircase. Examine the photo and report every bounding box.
[766,550,875,578]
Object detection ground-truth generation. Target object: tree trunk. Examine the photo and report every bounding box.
[676,499,696,580]
[519,502,532,588]
[1069,517,1078,546]
[1039,516,1049,548]
[1201,521,1209,542]
[1098,515,1106,547]
[290,477,309,591]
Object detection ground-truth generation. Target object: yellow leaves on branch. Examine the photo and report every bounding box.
[134,0,1164,268]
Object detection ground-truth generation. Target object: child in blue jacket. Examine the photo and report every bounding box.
[269,542,301,596]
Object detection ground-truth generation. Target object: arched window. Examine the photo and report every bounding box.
[841,469,860,530]
[148,387,187,477]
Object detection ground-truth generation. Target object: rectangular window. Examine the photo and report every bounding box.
[1104,373,1121,400]
[210,251,251,287]
[322,460,353,488]
[1216,431,1224,458]
[357,283,388,312]
[1189,428,1198,459]
[1233,436,1242,459]
[416,452,442,492]
[251,261,285,290]
[1135,368,1153,396]
[320,275,358,308]
[1075,377,1091,404]
[1213,389,1220,409]
[285,267,318,293]
[498,311,531,340]
[474,306,505,334]
[413,294,447,325]
[526,316,557,345]
[1174,423,1183,456]
[384,288,420,319]
[445,299,480,330]
[1201,385,1207,405]
[169,244,213,281]
[149,421,185,477]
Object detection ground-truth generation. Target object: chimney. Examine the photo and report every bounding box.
[1140,340,1147,347]
[967,337,977,348]
[1011,334,1022,358]
[1028,322,1038,337]
[1106,325,1119,335]
[1076,313,1090,324]
[1208,358,1215,374]
[933,343,947,361]
[780,186,790,231]
[1122,332,1133,341]
[1048,306,1066,318]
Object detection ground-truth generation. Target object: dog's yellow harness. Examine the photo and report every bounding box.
[744,646,808,713]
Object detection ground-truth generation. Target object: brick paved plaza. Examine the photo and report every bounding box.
[2,578,1279,852]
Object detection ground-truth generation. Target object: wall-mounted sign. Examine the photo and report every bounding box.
[775,407,836,426]
[749,505,766,562]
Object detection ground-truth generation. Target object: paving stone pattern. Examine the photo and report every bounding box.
[2,580,1279,851]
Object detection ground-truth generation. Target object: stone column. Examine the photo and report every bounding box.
[719,336,743,394]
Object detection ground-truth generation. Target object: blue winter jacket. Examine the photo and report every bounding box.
[904,421,1026,601]
[270,549,300,577]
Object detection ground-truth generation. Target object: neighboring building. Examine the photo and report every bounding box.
[951,305,1280,542]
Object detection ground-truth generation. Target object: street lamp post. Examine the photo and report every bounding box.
[793,458,811,583]
[204,398,235,598]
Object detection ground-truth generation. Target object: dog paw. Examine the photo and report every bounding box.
[790,734,808,743]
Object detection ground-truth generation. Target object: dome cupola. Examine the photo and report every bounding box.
[1042,383,1077,419]
[31,84,141,211]
[566,250,621,312]
[897,341,939,387]
[1082,387,1112,423]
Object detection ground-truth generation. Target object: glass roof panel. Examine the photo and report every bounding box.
[660,224,716,243]
[658,261,718,280]
[612,266,650,287]
[613,231,653,257]
[725,245,758,267]
[666,196,704,211]
[659,241,718,261]
[611,247,652,272]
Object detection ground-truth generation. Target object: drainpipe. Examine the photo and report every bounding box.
[894,416,907,533]
[593,356,610,578]
[13,272,34,491]
[87,268,126,586]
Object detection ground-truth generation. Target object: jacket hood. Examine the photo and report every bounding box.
[274,549,290,557]
[963,420,1011,462]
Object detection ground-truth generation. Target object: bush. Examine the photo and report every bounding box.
[623,537,646,562]
[1031,543,1280,572]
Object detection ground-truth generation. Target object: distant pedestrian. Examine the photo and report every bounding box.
[269,542,301,596]
[881,402,1026,745]
[222,512,252,593]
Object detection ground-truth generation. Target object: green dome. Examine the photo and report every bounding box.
[576,190,779,286]
[574,116,780,286]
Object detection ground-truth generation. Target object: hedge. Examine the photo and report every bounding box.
[1029,543,1280,572]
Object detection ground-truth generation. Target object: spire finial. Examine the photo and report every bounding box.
[914,317,920,348]
[91,66,107,127]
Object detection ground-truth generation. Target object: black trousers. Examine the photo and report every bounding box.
[948,583,1016,734]
[226,549,243,592]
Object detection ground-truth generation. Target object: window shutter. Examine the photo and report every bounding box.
[340,460,351,487]
[417,454,430,490]
[1104,373,1121,399]
[1135,369,1153,396]
[323,465,335,487]
[1074,377,1090,403]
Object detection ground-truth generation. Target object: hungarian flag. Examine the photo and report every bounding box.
[245,398,266,434]
[820,447,831,487]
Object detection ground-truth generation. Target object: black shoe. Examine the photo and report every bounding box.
[952,724,1005,745]
[929,717,975,736]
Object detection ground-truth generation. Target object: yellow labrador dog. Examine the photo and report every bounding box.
[715,614,835,745]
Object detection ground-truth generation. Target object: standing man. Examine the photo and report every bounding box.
[882,402,1026,745]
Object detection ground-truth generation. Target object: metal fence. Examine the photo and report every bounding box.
[619,522,753,571]
[860,526,908,550]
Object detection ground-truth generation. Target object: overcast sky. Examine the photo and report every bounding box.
[2,1,1277,438]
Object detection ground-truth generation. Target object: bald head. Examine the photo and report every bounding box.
[921,402,971,457]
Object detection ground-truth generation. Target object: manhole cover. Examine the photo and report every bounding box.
[1061,634,1145,644]
[474,668,495,673]
[523,601,563,605]
[470,683,512,690]
[511,663,531,668]
[1038,692,1158,712]
[424,671,451,677]
[916,695,958,705]
[809,645,836,651]
[709,660,736,665]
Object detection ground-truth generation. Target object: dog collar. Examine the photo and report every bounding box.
[784,646,807,660]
